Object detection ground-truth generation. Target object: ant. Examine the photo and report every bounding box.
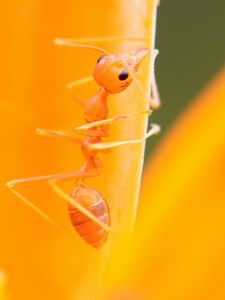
[6,36,160,248]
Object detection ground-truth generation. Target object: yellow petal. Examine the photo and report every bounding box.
[0,0,158,299]
[138,66,225,300]
[102,67,225,299]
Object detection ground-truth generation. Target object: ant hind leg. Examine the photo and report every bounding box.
[48,179,111,232]
[6,169,111,233]
[9,188,71,236]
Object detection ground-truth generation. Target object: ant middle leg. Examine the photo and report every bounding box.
[74,124,110,138]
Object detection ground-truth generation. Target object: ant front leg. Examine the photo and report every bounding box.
[66,76,94,107]
[122,49,161,110]
[67,76,94,90]
[150,49,161,109]
[7,169,111,233]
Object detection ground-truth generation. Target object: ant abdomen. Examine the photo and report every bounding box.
[68,185,110,248]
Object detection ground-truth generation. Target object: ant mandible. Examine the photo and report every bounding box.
[7,36,160,248]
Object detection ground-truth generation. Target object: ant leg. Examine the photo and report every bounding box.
[74,109,152,136]
[122,49,161,110]
[74,124,110,138]
[6,169,97,188]
[71,93,86,107]
[150,49,161,108]
[36,128,82,144]
[67,76,93,107]
[67,75,93,90]
[6,169,111,233]
[8,187,72,236]
[88,123,160,151]
[48,179,111,232]
[6,170,94,236]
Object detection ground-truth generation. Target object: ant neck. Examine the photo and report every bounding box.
[99,87,109,100]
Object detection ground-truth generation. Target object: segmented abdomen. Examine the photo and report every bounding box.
[68,186,109,248]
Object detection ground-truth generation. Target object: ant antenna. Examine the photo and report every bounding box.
[54,36,151,56]
[54,38,110,55]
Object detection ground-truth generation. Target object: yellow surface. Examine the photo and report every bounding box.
[103,67,225,300]
[0,0,157,299]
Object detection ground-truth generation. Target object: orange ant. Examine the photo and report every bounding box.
[6,36,160,248]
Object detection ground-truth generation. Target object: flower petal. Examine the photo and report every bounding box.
[1,0,158,299]
[101,66,225,299]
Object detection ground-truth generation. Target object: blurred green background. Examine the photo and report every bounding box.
[146,0,225,156]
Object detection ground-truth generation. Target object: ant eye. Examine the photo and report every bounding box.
[118,70,129,81]
[97,55,106,64]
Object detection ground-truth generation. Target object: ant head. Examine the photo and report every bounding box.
[93,47,149,94]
